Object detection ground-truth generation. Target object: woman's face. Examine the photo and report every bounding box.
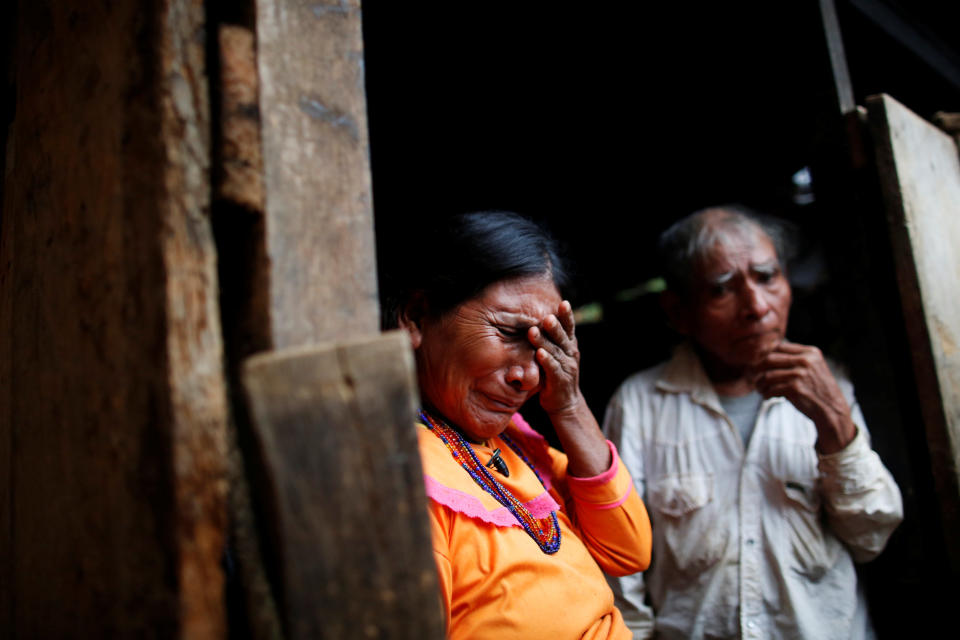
[407,274,562,442]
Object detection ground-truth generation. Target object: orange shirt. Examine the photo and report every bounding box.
[418,414,652,640]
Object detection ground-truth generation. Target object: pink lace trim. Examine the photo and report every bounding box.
[422,473,560,528]
[510,412,544,440]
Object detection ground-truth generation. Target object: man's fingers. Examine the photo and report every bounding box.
[757,381,794,400]
[757,352,804,370]
[758,343,824,372]
[756,367,803,387]
[772,340,807,354]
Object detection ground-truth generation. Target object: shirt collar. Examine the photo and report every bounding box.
[655,341,783,414]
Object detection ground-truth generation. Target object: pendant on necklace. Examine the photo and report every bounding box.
[486,448,510,477]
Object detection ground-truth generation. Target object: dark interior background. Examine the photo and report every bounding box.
[363,0,960,413]
[362,1,960,636]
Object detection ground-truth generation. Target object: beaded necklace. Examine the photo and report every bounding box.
[419,409,561,554]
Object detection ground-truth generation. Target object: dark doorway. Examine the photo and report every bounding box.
[362,3,960,637]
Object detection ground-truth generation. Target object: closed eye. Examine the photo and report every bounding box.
[496,325,527,339]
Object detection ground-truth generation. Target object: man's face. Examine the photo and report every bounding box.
[681,230,792,371]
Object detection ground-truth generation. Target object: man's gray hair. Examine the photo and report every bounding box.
[658,204,796,297]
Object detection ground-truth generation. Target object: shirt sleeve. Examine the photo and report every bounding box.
[562,440,652,577]
[817,396,904,562]
[601,385,657,639]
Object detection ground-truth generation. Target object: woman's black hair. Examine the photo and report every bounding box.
[383,210,569,328]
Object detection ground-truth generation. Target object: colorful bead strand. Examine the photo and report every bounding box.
[420,410,561,554]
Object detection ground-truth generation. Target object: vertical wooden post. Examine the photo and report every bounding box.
[256,0,379,347]
[230,1,444,637]
[0,0,228,636]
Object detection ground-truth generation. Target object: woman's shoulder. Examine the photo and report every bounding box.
[415,422,474,484]
[414,418,561,528]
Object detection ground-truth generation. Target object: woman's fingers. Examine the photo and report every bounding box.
[536,307,577,356]
[536,345,580,414]
[529,323,577,371]
[529,301,587,417]
[536,346,564,377]
[557,300,575,338]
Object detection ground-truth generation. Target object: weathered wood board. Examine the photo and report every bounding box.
[241,331,445,639]
[255,0,380,347]
[1,1,228,636]
[867,92,960,568]
[219,25,265,213]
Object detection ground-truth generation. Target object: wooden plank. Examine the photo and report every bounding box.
[163,2,231,635]
[255,0,379,347]
[0,144,11,635]
[218,25,265,213]
[818,0,856,115]
[212,24,286,640]
[1,0,228,635]
[867,92,960,569]
[241,331,445,640]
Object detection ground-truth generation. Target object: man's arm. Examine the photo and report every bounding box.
[602,388,656,639]
[754,343,903,559]
[817,396,903,561]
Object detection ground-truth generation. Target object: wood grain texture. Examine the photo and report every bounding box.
[868,92,960,570]
[818,0,855,115]
[255,0,380,347]
[218,25,265,212]
[241,331,445,640]
[0,77,11,635]
[0,0,228,635]
[163,1,231,636]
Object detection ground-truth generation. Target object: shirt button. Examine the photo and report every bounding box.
[746,538,756,546]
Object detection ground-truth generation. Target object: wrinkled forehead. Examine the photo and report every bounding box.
[694,224,779,279]
[458,273,561,322]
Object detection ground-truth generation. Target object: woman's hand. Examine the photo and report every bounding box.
[528,300,582,417]
[752,341,857,454]
[527,300,610,476]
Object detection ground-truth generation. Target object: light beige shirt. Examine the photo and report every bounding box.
[602,343,903,640]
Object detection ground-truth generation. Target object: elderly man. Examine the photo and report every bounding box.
[603,206,903,639]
